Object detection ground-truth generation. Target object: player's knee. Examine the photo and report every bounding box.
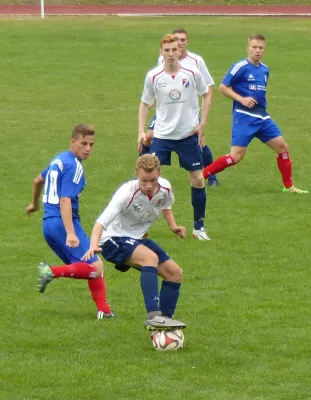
[144,252,159,267]
[231,153,244,163]
[173,265,183,283]
[93,260,104,277]
[190,174,204,188]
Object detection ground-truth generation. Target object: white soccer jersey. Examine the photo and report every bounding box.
[158,51,214,87]
[96,177,174,244]
[141,64,208,140]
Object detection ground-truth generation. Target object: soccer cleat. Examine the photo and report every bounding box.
[97,310,117,320]
[207,178,220,187]
[282,186,309,194]
[145,315,186,331]
[192,228,211,241]
[38,262,53,293]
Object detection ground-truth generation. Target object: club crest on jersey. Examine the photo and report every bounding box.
[169,89,181,100]
[155,198,164,207]
[182,79,189,88]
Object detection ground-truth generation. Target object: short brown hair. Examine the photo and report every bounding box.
[72,124,95,139]
[136,154,161,173]
[172,28,188,37]
[160,34,178,48]
[248,34,265,42]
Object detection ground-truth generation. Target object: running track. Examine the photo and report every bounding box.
[0,4,310,17]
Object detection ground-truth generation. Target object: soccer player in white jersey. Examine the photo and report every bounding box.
[83,154,186,331]
[138,34,210,240]
[141,28,219,187]
[203,34,308,193]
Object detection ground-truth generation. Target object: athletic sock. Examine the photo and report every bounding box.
[277,152,293,188]
[191,186,206,230]
[50,262,97,279]
[140,266,160,312]
[160,280,181,318]
[88,275,111,313]
[203,154,235,179]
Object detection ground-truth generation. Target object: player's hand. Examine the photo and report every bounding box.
[82,247,102,261]
[26,204,39,216]
[171,226,186,238]
[66,233,80,248]
[240,97,258,109]
[138,131,147,154]
[191,123,205,147]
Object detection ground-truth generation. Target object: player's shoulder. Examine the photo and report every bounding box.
[147,64,165,79]
[229,58,249,75]
[49,150,72,170]
[158,176,172,192]
[186,50,204,64]
[259,61,269,71]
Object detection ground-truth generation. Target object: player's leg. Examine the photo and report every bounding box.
[261,120,308,193]
[176,135,210,240]
[203,114,255,180]
[140,114,156,155]
[200,135,219,186]
[149,137,173,167]
[101,237,185,329]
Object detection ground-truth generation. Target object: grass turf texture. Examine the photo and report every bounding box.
[1,17,311,400]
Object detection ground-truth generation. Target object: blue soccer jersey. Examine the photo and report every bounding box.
[41,151,85,219]
[222,58,270,118]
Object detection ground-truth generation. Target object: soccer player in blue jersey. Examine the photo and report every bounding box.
[203,34,308,193]
[26,124,115,319]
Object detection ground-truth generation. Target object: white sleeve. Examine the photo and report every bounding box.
[96,185,129,229]
[195,69,209,95]
[198,57,215,86]
[141,73,154,105]
[162,189,175,210]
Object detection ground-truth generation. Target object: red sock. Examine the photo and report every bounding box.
[203,154,235,179]
[88,275,111,313]
[277,152,292,188]
[51,262,97,279]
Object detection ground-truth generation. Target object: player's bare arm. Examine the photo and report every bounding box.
[161,209,186,238]
[60,197,79,248]
[138,101,150,153]
[83,222,103,261]
[191,91,210,146]
[219,83,257,109]
[26,174,44,215]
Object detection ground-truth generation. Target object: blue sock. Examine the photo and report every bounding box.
[140,266,160,312]
[201,145,217,181]
[191,186,206,230]
[139,144,150,156]
[160,280,181,318]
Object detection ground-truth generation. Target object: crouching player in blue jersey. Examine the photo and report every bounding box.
[26,124,115,320]
[83,154,186,331]
[203,34,308,194]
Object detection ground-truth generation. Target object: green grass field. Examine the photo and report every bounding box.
[1,17,311,400]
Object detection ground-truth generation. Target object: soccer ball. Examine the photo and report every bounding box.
[152,329,184,351]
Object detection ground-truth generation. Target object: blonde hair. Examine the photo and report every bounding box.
[136,154,161,173]
[160,34,178,48]
[248,34,265,43]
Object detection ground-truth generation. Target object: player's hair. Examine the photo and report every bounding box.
[172,28,188,37]
[160,34,178,48]
[248,34,265,42]
[72,124,95,139]
[136,154,161,173]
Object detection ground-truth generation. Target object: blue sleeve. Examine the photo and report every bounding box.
[59,164,83,199]
[222,63,244,87]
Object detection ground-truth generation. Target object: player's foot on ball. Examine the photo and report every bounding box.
[38,262,53,293]
[192,228,211,241]
[145,315,186,331]
[283,186,309,194]
[97,310,117,320]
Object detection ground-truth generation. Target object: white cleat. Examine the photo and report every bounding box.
[145,315,186,331]
[192,228,211,241]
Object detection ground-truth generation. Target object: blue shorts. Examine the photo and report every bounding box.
[147,114,157,130]
[232,113,282,147]
[101,237,170,268]
[150,135,203,171]
[42,217,98,264]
